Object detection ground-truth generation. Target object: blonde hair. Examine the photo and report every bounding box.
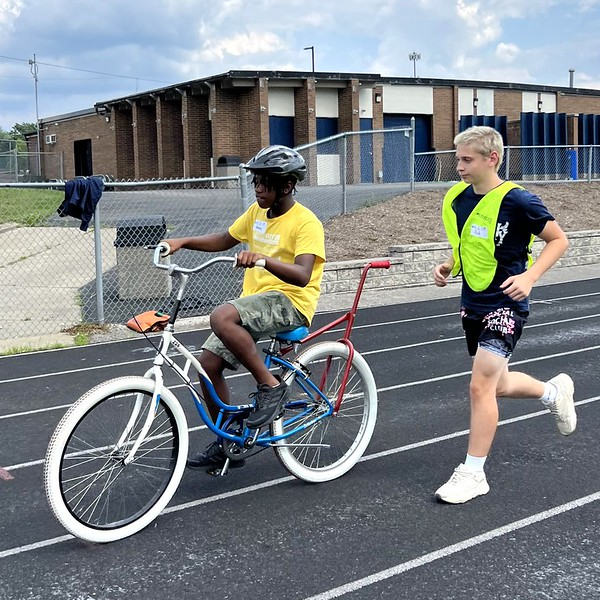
[454,126,504,169]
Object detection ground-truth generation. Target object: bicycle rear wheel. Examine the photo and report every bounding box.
[271,341,377,483]
[44,376,188,543]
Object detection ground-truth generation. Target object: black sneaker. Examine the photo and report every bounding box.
[246,378,289,429]
[186,441,246,470]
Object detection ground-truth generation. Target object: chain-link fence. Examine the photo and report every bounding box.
[4,132,600,347]
[0,149,64,182]
[414,145,600,183]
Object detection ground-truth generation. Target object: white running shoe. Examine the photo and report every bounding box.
[435,464,490,504]
[547,373,577,436]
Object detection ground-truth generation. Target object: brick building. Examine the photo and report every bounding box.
[32,69,600,181]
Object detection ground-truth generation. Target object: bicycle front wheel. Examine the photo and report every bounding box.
[44,376,188,543]
[271,341,377,483]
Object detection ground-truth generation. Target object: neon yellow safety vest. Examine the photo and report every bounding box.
[441,181,534,292]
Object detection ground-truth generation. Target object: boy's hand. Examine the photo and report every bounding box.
[500,272,535,300]
[160,239,184,255]
[433,262,452,287]
[236,251,266,268]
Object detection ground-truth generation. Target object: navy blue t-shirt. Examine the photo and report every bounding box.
[452,184,554,313]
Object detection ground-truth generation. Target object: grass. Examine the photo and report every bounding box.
[0,343,68,356]
[0,323,110,356]
[63,323,111,346]
[0,188,63,226]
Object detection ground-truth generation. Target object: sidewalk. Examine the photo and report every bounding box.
[1,216,598,353]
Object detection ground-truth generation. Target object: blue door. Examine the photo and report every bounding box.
[382,115,431,182]
[269,116,294,147]
[360,118,373,182]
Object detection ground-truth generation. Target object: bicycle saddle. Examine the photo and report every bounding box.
[274,326,309,342]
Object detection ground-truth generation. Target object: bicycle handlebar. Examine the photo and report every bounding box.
[152,243,236,274]
[151,243,266,274]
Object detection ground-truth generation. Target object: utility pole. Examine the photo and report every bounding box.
[28,54,41,176]
[408,52,421,78]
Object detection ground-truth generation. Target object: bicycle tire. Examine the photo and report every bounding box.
[44,376,188,543]
[271,341,377,483]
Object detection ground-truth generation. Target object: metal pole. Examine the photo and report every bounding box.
[93,204,105,324]
[28,54,41,176]
[408,52,421,78]
[303,46,315,78]
[239,163,251,211]
[341,134,347,214]
[409,117,415,191]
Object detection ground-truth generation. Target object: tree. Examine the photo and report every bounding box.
[11,122,37,140]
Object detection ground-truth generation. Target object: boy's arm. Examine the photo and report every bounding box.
[236,251,317,287]
[500,220,569,300]
[162,232,239,254]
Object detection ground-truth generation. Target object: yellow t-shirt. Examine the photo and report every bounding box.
[228,202,326,324]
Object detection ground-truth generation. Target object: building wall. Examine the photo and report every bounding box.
[37,72,600,181]
[432,87,456,150]
[41,112,116,180]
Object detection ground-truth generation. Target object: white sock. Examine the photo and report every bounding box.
[539,381,558,406]
[463,453,486,472]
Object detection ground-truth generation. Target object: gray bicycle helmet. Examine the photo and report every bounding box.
[245,145,306,182]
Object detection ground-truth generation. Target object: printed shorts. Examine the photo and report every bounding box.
[461,306,528,359]
[202,291,307,370]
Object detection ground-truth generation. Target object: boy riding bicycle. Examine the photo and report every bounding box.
[162,145,326,471]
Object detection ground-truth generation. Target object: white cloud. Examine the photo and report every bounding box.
[1,0,600,128]
[495,42,520,63]
[198,31,286,61]
[0,0,23,29]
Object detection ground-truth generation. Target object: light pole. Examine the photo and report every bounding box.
[28,54,41,176]
[303,46,315,79]
[408,52,421,78]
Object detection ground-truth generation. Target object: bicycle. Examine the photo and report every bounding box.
[44,243,390,543]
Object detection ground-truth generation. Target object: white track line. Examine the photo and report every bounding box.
[2,312,600,421]
[1,288,599,385]
[302,490,600,600]
[1,396,598,559]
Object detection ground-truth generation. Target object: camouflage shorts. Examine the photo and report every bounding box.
[201,291,307,370]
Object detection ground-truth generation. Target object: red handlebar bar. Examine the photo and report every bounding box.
[368,260,391,269]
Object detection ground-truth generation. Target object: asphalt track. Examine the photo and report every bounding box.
[1,276,599,600]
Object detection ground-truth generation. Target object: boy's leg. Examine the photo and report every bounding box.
[211,292,306,428]
[497,369,576,435]
[467,349,508,457]
[198,349,230,421]
[435,347,505,504]
[210,302,279,387]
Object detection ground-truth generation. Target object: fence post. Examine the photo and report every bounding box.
[239,163,251,211]
[93,205,105,324]
[588,145,593,183]
[409,117,415,191]
[505,146,510,180]
[341,134,348,214]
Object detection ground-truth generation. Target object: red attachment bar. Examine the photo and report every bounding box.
[280,259,393,353]
[369,260,391,269]
[279,259,392,414]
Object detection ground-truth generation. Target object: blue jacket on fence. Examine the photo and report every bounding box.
[57,176,104,231]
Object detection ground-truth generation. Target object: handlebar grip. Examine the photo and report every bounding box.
[369,260,391,269]
[232,254,266,268]
[158,242,171,256]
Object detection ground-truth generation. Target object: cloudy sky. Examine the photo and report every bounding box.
[1,0,600,130]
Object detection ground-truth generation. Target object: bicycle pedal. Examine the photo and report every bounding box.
[206,466,231,477]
